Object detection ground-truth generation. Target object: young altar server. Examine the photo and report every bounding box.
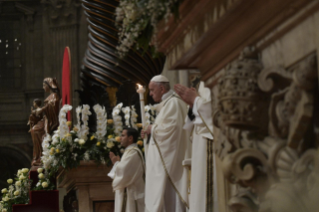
[174,81,214,212]
[108,127,145,212]
[141,75,191,212]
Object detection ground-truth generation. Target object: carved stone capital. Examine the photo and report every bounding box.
[14,3,36,31]
[41,0,81,27]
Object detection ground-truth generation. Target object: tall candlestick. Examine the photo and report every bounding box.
[137,84,149,156]
[137,84,146,126]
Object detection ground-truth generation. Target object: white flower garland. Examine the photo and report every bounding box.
[41,135,53,170]
[130,106,138,129]
[75,106,82,133]
[80,104,92,141]
[36,102,143,189]
[0,168,31,211]
[59,104,72,142]
[93,104,107,140]
[115,0,180,58]
[122,106,131,126]
[144,104,158,126]
[112,103,123,136]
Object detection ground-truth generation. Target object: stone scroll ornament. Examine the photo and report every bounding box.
[214,49,319,212]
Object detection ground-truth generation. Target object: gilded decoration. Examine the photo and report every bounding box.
[214,49,319,212]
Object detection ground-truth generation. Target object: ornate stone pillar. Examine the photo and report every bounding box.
[214,49,319,212]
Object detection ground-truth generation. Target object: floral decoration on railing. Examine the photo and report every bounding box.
[35,102,157,190]
[0,103,158,211]
[33,168,54,191]
[115,0,181,58]
[0,169,31,212]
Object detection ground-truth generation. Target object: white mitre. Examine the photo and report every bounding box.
[150,75,169,82]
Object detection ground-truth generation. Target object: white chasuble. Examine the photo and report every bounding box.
[183,81,214,212]
[108,143,145,212]
[145,91,191,212]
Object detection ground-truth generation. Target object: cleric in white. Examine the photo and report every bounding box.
[175,81,214,212]
[108,127,145,212]
[142,75,191,212]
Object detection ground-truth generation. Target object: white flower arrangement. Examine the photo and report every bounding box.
[112,103,123,136]
[0,169,31,212]
[80,104,92,141]
[115,103,140,132]
[122,106,131,127]
[1,102,148,205]
[40,104,126,180]
[144,104,158,126]
[93,104,107,140]
[33,168,53,191]
[130,106,138,129]
[59,105,72,140]
[75,106,82,132]
[115,0,181,58]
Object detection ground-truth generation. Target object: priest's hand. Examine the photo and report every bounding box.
[174,84,198,108]
[109,152,120,164]
[141,125,152,139]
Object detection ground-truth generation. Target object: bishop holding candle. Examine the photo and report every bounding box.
[141,75,191,212]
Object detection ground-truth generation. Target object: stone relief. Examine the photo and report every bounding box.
[41,0,80,26]
[214,50,319,212]
[14,3,36,30]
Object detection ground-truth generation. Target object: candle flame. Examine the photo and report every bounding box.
[137,83,142,89]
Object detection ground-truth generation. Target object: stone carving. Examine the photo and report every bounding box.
[218,55,264,130]
[214,50,319,211]
[14,3,36,30]
[41,0,80,26]
[259,55,316,149]
[228,188,258,212]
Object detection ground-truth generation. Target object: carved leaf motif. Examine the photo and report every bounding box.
[220,50,318,212]
[292,149,319,188]
[228,189,259,212]
[260,149,319,212]
[292,54,317,90]
[222,148,268,186]
[275,147,299,182]
[268,88,290,138]
[257,67,292,93]
[287,90,313,149]
[213,110,242,155]
[257,136,286,179]
[229,198,258,212]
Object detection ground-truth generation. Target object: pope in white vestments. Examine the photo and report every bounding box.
[175,81,214,212]
[108,127,145,212]
[142,75,190,212]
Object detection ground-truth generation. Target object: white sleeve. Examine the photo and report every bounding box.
[107,161,119,179]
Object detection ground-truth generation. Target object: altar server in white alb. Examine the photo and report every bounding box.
[174,81,214,212]
[141,75,190,212]
[108,127,145,212]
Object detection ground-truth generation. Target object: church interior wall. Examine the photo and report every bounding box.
[158,1,319,211]
[204,6,319,211]
[0,1,86,193]
[1,0,319,211]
